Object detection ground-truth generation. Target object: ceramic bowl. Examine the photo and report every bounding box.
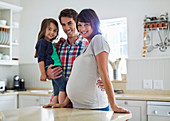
[0,20,7,26]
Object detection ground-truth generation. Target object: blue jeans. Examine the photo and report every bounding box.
[46,66,67,96]
[52,72,67,96]
[92,106,109,111]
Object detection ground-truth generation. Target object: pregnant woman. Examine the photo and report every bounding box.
[44,8,129,113]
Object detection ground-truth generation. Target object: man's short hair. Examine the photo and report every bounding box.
[58,9,78,24]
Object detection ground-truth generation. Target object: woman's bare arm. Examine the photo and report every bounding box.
[96,51,129,113]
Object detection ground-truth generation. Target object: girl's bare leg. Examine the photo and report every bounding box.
[53,96,58,104]
[58,91,66,104]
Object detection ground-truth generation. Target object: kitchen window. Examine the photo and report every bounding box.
[101,18,128,79]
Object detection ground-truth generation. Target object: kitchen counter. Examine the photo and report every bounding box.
[0,90,52,96]
[0,106,132,121]
[116,93,170,101]
[1,90,170,101]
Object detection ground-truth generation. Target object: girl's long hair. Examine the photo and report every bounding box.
[34,18,59,58]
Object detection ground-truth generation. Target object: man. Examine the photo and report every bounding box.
[45,9,103,108]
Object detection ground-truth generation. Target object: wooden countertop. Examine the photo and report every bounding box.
[0,106,132,121]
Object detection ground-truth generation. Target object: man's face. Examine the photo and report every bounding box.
[60,17,76,38]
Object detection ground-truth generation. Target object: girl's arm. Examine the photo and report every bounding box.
[39,61,47,81]
[96,51,129,113]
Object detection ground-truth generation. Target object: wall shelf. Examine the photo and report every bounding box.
[0,60,18,65]
[0,45,10,48]
[127,56,170,60]
[0,1,22,13]
[0,1,22,66]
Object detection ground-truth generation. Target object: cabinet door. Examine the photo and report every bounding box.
[19,95,40,108]
[39,96,51,106]
[18,95,51,108]
[0,95,17,111]
[116,100,147,121]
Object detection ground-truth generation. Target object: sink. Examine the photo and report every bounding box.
[29,90,51,94]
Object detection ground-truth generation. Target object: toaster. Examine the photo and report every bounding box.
[0,81,5,92]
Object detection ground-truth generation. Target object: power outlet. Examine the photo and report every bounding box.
[153,80,163,90]
[143,80,152,89]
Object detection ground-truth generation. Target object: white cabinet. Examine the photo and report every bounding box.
[0,95,17,111]
[18,95,51,108]
[0,1,22,65]
[116,100,147,121]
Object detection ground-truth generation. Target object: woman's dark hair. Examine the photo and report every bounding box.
[76,9,101,39]
[34,18,59,58]
[58,9,78,23]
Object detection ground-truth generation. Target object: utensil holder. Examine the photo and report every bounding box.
[113,69,118,80]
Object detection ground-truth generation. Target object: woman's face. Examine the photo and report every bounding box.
[77,21,93,41]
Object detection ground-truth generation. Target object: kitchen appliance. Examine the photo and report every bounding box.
[0,81,5,92]
[13,75,20,90]
[19,78,26,91]
[147,101,170,121]
[13,75,26,91]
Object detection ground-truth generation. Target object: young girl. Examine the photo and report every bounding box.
[35,18,67,104]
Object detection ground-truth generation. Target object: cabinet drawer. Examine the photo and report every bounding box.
[0,95,17,111]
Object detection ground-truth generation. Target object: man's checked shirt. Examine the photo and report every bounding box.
[56,36,89,79]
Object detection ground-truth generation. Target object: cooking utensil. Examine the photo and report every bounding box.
[157,28,167,52]
[147,29,154,52]
[142,31,148,57]
[144,30,150,45]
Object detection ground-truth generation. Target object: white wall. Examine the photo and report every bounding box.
[19,0,170,63]
[2,0,170,89]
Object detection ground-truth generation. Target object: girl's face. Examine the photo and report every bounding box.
[45,23,58,41]
[77,21,93,42]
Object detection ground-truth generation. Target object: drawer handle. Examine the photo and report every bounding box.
[168,112,170,115]
[124,101,128,105]
[153,110,158,114]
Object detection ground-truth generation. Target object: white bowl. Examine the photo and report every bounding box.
[0,20,7,26]
[2,55,10,60]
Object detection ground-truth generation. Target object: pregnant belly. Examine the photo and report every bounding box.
[66,78,97,105]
